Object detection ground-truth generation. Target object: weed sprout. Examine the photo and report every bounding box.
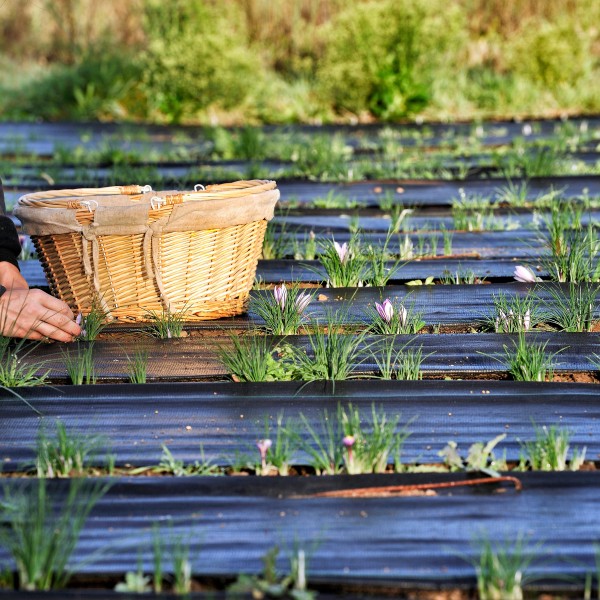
[516,424,586,471]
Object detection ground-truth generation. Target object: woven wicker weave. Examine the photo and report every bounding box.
[16,180,279,322]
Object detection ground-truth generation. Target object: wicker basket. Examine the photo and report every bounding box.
[15,180,279,321]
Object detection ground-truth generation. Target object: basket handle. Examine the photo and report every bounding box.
[18,185,153,204]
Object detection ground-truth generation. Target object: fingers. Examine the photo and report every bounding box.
[1,288,81,342]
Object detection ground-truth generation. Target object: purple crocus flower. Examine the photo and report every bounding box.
[514,265,538,283]
[334,241,350,264]
[375,299,394,323]
[294,291,312,314]
[343,435,355,466]
[273,284,287,310]
[257,439,272,471]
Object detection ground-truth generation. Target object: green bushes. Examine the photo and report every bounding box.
[317,0,466,119]
[140,0,262,123]
[0,0,599,123]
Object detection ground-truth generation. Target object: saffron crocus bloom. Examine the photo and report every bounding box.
[375,299,394,323]
[523,309,531,331]
[343,435,355,465]
[334,241,349,264]
[514,265,538,283]
[273,284,287,310]
[294,291,312,314]
[257,438,272,471]
[398,304,408,327]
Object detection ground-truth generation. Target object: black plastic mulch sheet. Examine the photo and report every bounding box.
[278,176,600,207]
[18,258,547,289]
[2,380,599,468]
[15,328,600,383]
[0,117,597,154]
[0,471,599,584]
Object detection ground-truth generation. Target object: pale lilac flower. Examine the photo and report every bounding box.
[523,309,531,331]
[334,241,350,264]
[343,435,355,465]
[398,304,408,327]
[75,313,86,338]
[257,438,272,471]
[273,284,287,310]
[375,299,394,323]
[294,291,312,314]
[514,265,538,283]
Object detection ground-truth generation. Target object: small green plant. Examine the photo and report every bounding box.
[218,335,292,382]
[545,226,600,283]
[144,306,187,338]
[171,536,192,595]
[488,292,538,333]
[0,478,109,590]
[312,190,362,209]
[439,269,486,285]
[256,413,298,476]
[114,569,151,593]
[340,404,411,474]
[388,204,413,232]
[366,297,425,335]
[494,180,530,207]
[262,221,290,260]
[250,283,313,335]
[126,347,149,384]
[288,312,367,382]
[35,421,108,478]
[517,424,586,471]
[293,230,317,261]
[365,230,404,286]
[228,545,315,600]
[439,434,507,477]
[63,343,96,385]
[472,534,537,600]
[441,226,453,256]
[371,337,426,381]
[296,410,345,476]
[154,444,221,476]
[541,283,599,332]
[0,335,49,388]
[75,298,108,341]
[317,235,368,287]
[502,333,560,382]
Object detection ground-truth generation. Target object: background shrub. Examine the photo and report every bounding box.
[317,0,466,119]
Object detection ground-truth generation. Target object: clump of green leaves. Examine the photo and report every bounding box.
[516,424,586,471]
[62,343,96,385]
[35,421,111,478]
[144,306,187,339]
[126,346,149,384]
[218,335,292,383]
[488,292,538,333]
[0,478,109,590]
[366,297,425,335]
[250,283,313,335]
[472,534,537,600]
[439,434,507,477]
[317,235,367,287]
[371,337,426,381]
[502,333,560,382]
[541,283,599,332]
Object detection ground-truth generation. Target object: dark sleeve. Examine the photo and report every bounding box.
[0,177,22,269]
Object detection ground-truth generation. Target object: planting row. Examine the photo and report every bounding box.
[2,380,598,469]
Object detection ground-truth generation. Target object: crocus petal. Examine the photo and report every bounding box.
[294,292,312,314]
[375,299,394,323]
[273,284,287,309]
[334,241,349,264]
[398,304,408,327]
[523,310,531,331]
[256,439,273,457]
[514,265,538,283]
[342,435,355,448]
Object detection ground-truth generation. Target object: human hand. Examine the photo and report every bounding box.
[0,288,81,342]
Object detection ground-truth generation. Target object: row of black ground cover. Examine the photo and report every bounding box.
[5,176,600,205]
[2,380,598,468]
[0,118,597,154]
[0,471,598,589]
